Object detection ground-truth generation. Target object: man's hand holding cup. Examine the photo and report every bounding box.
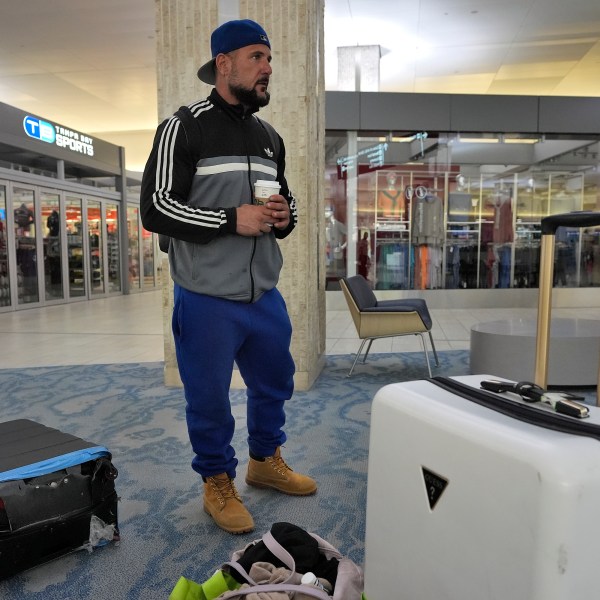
[254,180,289,230]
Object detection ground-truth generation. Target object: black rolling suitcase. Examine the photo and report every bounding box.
[0,419,119,580]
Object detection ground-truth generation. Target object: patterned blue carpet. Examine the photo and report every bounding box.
[0,351,471,599]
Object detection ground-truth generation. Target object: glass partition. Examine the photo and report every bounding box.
[87,200,104,295]
[106,203,121,292]
[0,153,151,310]
[0,185,9,307]
[41,190,63,300]
[66,196,85,298]
[142,226,154,287]
[325,132,600,290]
[13,186,38,304]
[127,206,140,289]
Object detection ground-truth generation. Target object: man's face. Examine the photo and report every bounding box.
[226,44,272,109]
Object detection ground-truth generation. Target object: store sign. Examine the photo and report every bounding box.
[337,142,388,176]
[23,116,55,144]
[23,116,95,157]
[405,185,428,200]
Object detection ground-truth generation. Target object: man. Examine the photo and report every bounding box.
[140,19,316,535]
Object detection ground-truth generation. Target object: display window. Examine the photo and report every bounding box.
[13,186,38,304]
[0,187,158,311]
[106,203,121,293]
[326,131,600,291]
[41,190,63,301]
[87,200,104,295]
[142,226,155,288]
[127,206,140,290]
[0,185,9,307]
[66,196,85,299]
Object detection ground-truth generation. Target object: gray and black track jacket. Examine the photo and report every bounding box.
[140,89,297,302]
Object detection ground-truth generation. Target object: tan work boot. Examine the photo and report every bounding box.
[246,447,317,496]
[203,474,254,534]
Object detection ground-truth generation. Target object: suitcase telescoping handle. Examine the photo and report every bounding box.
[535,211,600,391]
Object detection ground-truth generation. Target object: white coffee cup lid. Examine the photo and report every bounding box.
[255,179,280,187]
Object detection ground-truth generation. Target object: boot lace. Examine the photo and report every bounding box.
[267,454,293,476]
[208,476,241,504]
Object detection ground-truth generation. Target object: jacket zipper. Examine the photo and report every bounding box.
[242,114,256,302]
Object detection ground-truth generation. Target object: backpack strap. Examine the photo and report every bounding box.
[158,106,203,253]
[174,105,203,165]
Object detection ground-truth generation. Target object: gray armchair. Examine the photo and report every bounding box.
[340,275,439,377]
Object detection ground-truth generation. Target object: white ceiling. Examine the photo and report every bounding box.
[0,0,599,173]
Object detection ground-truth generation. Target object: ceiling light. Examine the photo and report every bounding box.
[504,137,539,144]
[458,136,499,144]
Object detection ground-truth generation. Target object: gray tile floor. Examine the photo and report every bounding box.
[0,289,597,369]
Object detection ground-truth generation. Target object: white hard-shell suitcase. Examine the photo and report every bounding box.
[364,212,600,600]
[364,374,600,600]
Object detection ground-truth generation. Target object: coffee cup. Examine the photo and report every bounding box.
[254,179,281,205]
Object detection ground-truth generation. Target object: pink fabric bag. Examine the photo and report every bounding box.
[218,526,364,600]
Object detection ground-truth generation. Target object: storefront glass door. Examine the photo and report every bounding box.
[106,203,121,292]
[142,226,155,287]
[127,206,140,290]
[41,191,63,301]
[13,186,38,304]
[0,185,9,308]
[87,200,104,295]
[1,184,156,309]
[66,196,85,298]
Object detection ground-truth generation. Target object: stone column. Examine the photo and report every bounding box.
[155,0,326,390]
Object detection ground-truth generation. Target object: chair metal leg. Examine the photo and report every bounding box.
[348,339,368,376]
[419,333,432,378]
[428,331,440,366]
[349,332,438,377]
[362,339,374,364]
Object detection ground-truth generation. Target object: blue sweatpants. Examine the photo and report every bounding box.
[172,284,295,479]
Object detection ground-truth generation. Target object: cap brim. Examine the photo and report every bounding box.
[197,59,216,84]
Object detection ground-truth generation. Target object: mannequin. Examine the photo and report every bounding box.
[14,203,34,231]
[411,191,444,289]
[357,231,371,279]
[47,210,60,236]
[325,207,347,274]
[490,190,514,244]
[378,172,405,220]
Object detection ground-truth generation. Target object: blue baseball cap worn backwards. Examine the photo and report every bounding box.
[197,19,271,84]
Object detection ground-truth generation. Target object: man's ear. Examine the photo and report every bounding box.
[215,53,231,79]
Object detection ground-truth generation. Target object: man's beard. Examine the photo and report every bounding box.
[229,83,270,110]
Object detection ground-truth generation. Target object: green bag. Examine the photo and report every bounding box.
[169,569,240,600]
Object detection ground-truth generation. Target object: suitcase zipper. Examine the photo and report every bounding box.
[430,376,600,441]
